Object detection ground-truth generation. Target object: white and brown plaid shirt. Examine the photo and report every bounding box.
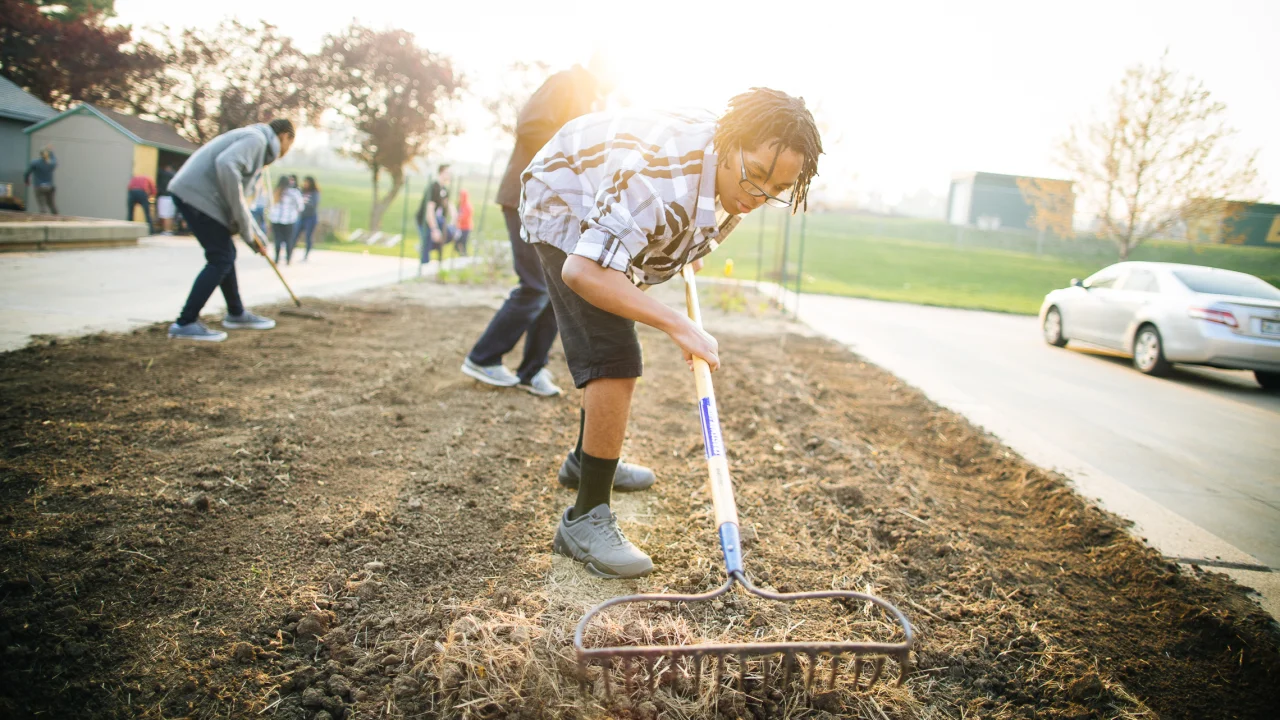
[519,108,742,286]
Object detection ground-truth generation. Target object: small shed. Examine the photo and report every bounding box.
[23,104,198,221]
[0,76,57,208]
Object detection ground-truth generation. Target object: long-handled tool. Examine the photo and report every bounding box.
[573,265,914,702]
[254,169,301,308]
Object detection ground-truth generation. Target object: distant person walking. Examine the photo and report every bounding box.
[24,145,57,215]
[268,175,304,265]
[416,164,454,266]
[459,62,608,397]
[156,164,177,235]
[455,188,473,256]
[298,176,321,261]
[126,173,157,234]
[166,118,295,342]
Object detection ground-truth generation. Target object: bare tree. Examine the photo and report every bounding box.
[1016,177,1076,238]
[314,24,461,232]
[1051,53,1260,259]
[483,60,550,138]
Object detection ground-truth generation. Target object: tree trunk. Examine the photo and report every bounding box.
[370,176,404,234]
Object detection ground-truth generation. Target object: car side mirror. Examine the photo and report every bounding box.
[1070,278,1084,288]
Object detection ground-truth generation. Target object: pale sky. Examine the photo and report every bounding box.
[112,0,1280,204]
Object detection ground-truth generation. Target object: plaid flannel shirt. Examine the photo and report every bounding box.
[520,108,742,286]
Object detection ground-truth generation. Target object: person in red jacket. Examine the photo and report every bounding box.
[127,174,157,234]
[454,189,473,255]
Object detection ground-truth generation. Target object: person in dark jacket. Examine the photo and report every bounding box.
[166,119,295,342]
[459,62,608,398]
[24,145,58,215]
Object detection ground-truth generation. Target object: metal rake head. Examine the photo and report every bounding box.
[574,570,914,703]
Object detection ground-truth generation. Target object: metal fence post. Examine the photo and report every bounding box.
[755,207,766,285]
[779,211,792,304]
[399,177,410,282]
[794,211,807,318]
[477,150,500,241]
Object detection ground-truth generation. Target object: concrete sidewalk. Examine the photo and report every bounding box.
[0,237,456,351]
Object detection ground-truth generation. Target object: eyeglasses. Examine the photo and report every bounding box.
[739,147,793,208]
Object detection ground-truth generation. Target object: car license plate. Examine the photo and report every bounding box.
[1263,320,1280,336]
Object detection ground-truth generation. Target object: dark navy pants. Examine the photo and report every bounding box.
[175,195,246,325]
[466,206,559,384]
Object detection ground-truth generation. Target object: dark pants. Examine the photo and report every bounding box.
[175,195,245,325]
[127,188,152,233]
[35,186,57,214]
[466,206,559,384]
[455,229,470,256]
[298,215,319,258]
[272,222,297,264]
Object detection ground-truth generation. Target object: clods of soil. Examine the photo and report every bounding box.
[0,281,1276,720]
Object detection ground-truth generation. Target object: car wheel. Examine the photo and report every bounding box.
[1255,371,1280,391]
[1133,324,1171,376]
[1043,307,1068,347]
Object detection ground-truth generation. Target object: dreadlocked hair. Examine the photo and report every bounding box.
[714,88,823,213]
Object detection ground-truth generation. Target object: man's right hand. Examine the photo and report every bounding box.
[670,319,720,372]
[430,228,442,243]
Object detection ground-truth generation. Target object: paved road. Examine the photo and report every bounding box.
[780,292,1280,570]
[0,237,451,352]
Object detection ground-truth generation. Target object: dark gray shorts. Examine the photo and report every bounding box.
[534,243,643,389]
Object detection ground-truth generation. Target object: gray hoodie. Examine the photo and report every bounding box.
[168,124,280,240]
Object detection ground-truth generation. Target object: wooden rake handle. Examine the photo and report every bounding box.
[682,265,743,576]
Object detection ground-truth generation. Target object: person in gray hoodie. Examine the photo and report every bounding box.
[167,119,295,342]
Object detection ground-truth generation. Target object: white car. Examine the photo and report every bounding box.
[1039,261,1280,390]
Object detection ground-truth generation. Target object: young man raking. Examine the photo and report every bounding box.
[521,88,822,578]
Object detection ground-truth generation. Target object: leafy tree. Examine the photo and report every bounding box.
[1049,53,1260,258]
[127,20,323,144]
[0,0,162,109]
[27,0,115,21]
[314,24,462,232]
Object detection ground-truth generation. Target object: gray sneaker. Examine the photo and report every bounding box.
[168,321,227,342]
[223,311,276,330]
[519,368,563,397]
[553,505,653,579]
[557,452,656,492]
[461,357,519,387]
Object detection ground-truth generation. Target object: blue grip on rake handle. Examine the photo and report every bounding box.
[718,523,744,574]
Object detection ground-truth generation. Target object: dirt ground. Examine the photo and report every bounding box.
[1,280,1277,720]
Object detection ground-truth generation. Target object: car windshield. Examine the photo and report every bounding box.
[1172,270,1280,300]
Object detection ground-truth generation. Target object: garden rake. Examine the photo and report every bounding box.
[573,265,915,703]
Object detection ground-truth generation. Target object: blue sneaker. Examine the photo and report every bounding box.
[223,311,276,330]
[168,321,227,342]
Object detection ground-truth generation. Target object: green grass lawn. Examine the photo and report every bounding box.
[719,224,1101,315]
[273,163,1280,314]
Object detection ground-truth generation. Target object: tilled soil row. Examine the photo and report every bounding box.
[0,287,1276,720]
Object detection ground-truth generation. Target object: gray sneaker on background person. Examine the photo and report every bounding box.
[553,504,653,579]
[168,321,228,342]
[461,357,520,387]
[223,311,276,330]
[519,367,563,397]
[558,452,655,491]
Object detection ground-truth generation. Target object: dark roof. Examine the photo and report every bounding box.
[24,104,199,155]
[95,107,199,153]
[0,75,57,124]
